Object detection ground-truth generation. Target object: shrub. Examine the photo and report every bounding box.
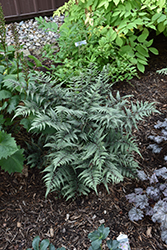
[13,67,156,200]
[126,168,167,244]
[39,0,167,82]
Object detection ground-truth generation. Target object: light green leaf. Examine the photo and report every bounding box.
[149,47,159,55]
[115,36,123,47]
[137,62,145,73]
[157,14,167,24]
[137,28,149,43]
[113,0,120,5]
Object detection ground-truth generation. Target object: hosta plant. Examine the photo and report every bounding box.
[126,167,167,244]
[14,67,156,200]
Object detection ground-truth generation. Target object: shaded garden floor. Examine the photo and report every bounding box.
[1,34,167,250]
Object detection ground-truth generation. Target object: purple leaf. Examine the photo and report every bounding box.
[149,173,158,184]
[134,188,143,195]
[146,186,160,201]
[161,230,167,244]
[145,206,154,216]
[159,183,167,191]
[135,194,149,209]
[128,207,144,221]
[154,167,167,176]
[126,193,136,203]
[137,170,148,181]
[163,188,167,197]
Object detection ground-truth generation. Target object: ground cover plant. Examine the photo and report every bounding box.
[34,0,167,82]
[126,167,167,244]
[27,225,126,250]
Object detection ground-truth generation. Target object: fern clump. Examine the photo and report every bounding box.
[14,67,157,200]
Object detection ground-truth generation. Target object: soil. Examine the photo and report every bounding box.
[1,34,167,250]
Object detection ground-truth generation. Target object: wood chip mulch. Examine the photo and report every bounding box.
[1,34,167,250]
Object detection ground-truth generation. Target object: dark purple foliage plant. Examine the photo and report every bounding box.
[126,168,167,244]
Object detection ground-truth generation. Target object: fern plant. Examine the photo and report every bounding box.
[13,67,157,200]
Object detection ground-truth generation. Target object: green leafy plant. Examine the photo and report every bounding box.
[0,130,25,173]
[47,0,167,83]
[26,235,66,250]
[13,67,157,200]
[88,224,121,250]
[27,225,128,250]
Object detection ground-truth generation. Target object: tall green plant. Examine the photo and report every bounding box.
[13,67,157,200]
[49,0,167,81]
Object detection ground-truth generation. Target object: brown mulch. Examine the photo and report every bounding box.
[1,34,167,250]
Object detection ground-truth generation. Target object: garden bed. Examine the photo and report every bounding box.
[0,35,167,250]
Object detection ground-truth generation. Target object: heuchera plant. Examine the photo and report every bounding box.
[147,118,167,161]
[126,167,167,244]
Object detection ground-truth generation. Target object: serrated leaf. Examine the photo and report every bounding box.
[0,148,24,173]
[0,131,18,159]
[0,90,11,101]
[128,207,144,221]
[149,47,159,55]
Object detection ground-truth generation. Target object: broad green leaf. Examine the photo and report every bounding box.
[115,36,123,47]
[149,47,159,55]
[40,239,50,250]
[157,14,167,24]
[157,22,165,33]
[136,45,148,57]
[0,131,18,159]
[91,239,102,250]
[152,13,161,22]
[137,62,145,73]
[49,244,56,250]
[137,28,149,43]
[32,236,40,250]
[107,239,120,249]
[0,148,24,173]
[0,90,11,101]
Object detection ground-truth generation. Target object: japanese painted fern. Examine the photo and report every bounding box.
[14,67,156,200]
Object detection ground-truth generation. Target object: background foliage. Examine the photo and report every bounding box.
[45,0,167,82]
